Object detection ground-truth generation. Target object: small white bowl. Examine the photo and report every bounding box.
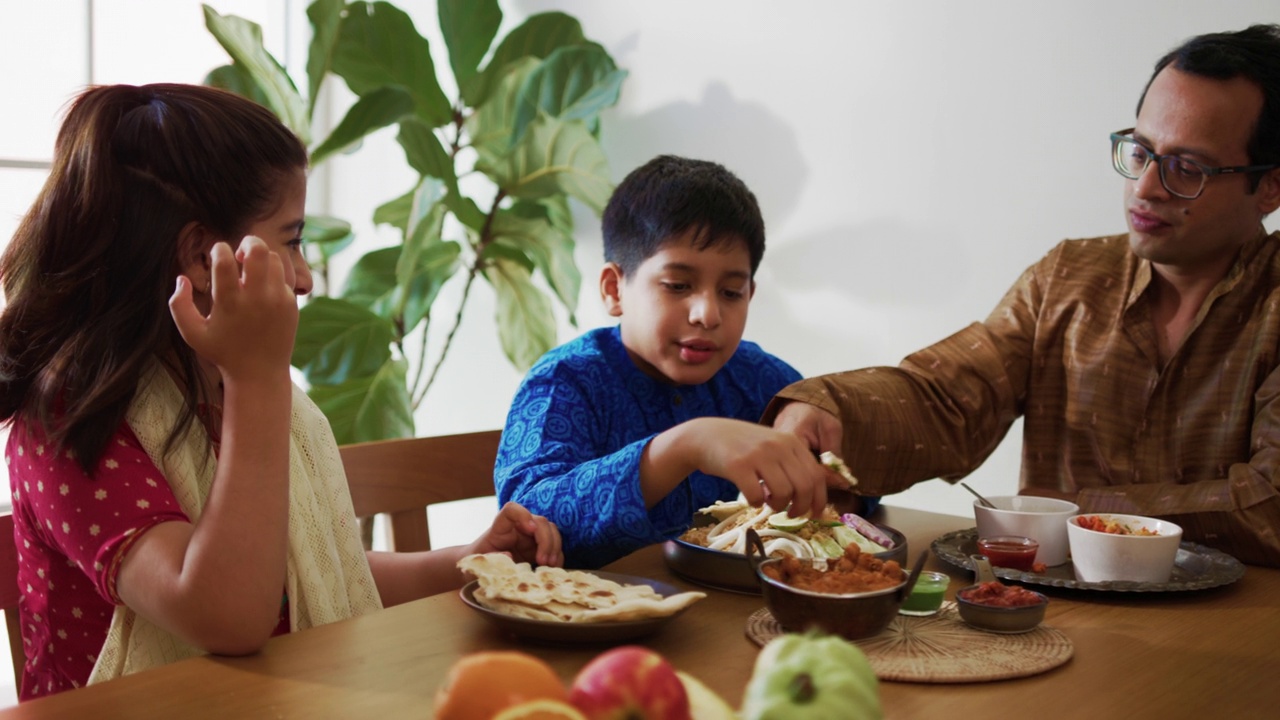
[974,496,1079,567]
[1066,513,1182,583]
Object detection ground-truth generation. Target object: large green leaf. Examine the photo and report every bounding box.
[202,5,310,143]
[311,86,414,165]
[465,57,540,170]
[309,359,414,443]
[400,240,461,333]
[304,214,353,244]
[398,201,446,285]
[488,205,580,320]
[332,1,452,127]
[511,44,627,144]
[204,64,273,109]
[397,119,458,189]
[303,213,355,268]
[292,297,395,384]
[373,178,445,237]
[438,0,501,90]
[305,0,345,117]
[342,246,400,317]
[465,12,585,108]
[483,258,557,371]
[478,115,613,214]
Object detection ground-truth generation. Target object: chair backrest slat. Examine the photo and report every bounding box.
[340,430,503,552]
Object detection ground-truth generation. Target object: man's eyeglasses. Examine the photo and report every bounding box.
[1109,128,1278,200]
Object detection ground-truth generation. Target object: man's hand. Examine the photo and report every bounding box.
[772,400,844,455]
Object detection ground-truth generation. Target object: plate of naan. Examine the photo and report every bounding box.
[458,553,706,643]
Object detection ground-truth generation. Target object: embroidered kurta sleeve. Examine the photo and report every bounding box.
[495,363,664,568]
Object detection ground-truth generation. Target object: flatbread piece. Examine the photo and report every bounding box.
[458,553,705,623]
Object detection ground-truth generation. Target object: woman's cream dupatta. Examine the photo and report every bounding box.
[88,365,382,685]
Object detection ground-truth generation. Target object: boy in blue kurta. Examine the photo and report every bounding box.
[495,155,879,568]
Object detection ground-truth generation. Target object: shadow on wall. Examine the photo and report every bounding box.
[602,82,808,229]
[765,217,971,309]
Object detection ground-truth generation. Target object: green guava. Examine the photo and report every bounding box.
[741,631,883,720]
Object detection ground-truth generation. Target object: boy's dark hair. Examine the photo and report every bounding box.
[1137,24,1280,189]
[602,155,765,276]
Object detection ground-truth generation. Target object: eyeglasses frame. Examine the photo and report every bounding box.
[1109,127,1279,200]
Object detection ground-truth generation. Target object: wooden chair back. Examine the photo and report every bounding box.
[1,512,24,689]
[340,430,503,552]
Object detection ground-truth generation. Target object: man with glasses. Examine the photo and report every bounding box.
[765,24,1280,567]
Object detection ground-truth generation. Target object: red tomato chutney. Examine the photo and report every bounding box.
[959,581,1044,607]
[976,536,1038,571]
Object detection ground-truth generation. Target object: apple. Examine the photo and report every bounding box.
[569,646,692,720]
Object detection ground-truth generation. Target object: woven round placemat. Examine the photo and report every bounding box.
[744,602,1073,683]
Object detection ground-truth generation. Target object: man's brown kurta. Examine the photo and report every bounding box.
[768,231,1280,566]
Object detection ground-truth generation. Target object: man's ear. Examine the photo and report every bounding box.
[749,279,757,300]
[1258,168,1280,217]
[600,262,624,317]
[177,221,214,294]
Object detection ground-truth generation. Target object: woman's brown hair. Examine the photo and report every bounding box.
[0,83,308,473]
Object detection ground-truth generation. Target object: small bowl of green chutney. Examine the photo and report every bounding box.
[899,570,949,616]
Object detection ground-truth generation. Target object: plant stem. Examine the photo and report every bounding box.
[409,313,430,403]
[414,191,505,409]
[415,270,475,409]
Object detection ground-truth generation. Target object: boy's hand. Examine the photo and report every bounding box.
[169,237,298,383]
[466,502,563,568]
[674,418,839,519]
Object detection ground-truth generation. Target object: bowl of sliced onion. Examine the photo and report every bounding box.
[662,500,906,594]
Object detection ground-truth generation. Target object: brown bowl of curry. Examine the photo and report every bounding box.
[747,529,921,640]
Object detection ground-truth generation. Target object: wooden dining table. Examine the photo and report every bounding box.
[1,505,1275,718]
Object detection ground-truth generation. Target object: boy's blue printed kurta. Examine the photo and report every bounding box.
[495,325,802,568]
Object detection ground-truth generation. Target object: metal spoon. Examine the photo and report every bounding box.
[960,482,997,509]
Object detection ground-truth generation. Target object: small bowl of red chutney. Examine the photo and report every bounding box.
[976,535,1039,571]
[955,580,1048,633]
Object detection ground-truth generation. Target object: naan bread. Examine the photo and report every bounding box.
[458,553,705,624]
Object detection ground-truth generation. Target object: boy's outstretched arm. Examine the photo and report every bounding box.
[641,417,840,520]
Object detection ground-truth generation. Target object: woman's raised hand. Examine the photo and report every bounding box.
[169,237,298,382]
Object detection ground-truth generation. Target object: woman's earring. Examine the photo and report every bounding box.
[204,278,212,294]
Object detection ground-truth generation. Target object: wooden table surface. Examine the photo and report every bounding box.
[2,506,1276,718]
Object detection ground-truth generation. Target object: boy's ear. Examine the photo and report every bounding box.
[749,279,757,300]
[177,221,214,294]
[600,262,625,317]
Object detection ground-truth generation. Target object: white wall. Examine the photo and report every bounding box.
[330,1,1277,519]
[5,2,1279,525]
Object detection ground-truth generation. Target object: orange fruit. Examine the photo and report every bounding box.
[492,700,589,720]
[434,651,568,720]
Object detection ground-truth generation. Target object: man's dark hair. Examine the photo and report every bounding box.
[1137,24,1280,189]
[602,155,765,276]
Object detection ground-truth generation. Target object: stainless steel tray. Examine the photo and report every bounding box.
[932,527,1246,593]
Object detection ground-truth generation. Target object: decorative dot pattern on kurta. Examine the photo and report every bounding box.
[6,419,189,701]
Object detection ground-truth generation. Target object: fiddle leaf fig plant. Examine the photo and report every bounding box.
[203,0,625,444]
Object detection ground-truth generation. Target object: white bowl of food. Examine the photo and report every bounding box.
[973,496,1079,567]
[1066,513,1183,583]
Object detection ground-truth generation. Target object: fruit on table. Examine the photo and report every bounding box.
[493,699,590,720]
[569,646,692,720]
[741,632,882,720]
[676,671,739,720]
[434,651,569,720]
